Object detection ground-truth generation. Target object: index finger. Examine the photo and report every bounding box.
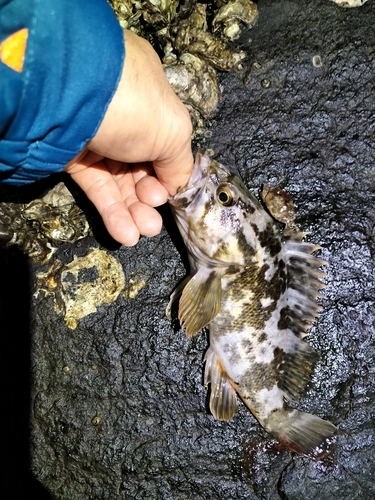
[67,159,141,246]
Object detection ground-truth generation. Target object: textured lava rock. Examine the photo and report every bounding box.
[1,0,375,498]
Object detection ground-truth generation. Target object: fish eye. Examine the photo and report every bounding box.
[216,185,236,206]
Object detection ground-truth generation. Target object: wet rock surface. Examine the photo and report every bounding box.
[1,0,375,498]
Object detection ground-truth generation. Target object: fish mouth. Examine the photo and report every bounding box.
[168,151,211,208]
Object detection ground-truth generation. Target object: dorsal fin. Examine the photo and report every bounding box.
[178,269,222,336]
[282,342,320,402]
[282,233,328,338]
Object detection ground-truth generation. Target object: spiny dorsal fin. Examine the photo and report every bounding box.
[204,347,238,421]
[178,269,222,336]
[282,234,328,338]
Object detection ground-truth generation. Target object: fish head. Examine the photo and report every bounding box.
[169,152,272,267]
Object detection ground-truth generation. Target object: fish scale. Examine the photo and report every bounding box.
[168,152,336,454]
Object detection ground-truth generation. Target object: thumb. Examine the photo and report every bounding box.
[153,143,194,196]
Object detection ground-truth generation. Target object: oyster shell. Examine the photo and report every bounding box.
[213,0,258,41]
[35,248,125,329]
[0,182,90,263]
[173,4,247,71]
[108,0,258,130]
[141,0,180,27]
[110,0,143,33]
[330,0,368,7]
[163,53,219,122]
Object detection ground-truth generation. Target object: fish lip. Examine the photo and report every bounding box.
[168,151,211,207]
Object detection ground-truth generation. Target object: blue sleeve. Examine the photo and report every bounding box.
[0,0,124,184]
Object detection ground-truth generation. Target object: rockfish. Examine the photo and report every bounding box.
[168,152,336,454]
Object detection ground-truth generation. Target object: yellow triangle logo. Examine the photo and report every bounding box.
[0,28,28,73]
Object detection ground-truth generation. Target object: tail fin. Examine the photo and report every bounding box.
[264,407,336,454]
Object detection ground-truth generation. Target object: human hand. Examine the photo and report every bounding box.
[64,30,193,246]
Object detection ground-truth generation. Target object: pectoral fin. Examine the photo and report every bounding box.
[178,270,222,336]
[204,347,238,421]
[166,275,191,320]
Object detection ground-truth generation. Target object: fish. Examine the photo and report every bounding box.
[168,151,336,454]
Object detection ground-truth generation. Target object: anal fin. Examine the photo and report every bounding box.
[204,347,238,421]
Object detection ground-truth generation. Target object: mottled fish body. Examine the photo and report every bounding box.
[169,152,336,454]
